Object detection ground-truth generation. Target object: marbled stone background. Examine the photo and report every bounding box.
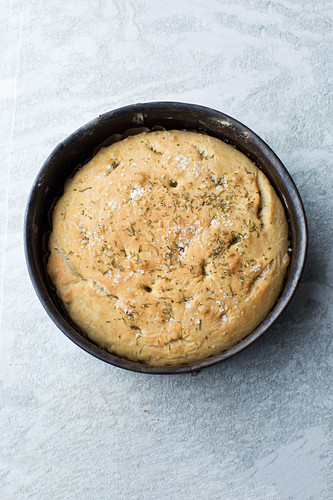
[1,1,332,499]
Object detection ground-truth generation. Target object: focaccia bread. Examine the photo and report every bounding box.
[48,130,289,366]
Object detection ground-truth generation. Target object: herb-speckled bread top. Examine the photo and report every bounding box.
[48,130,289,365]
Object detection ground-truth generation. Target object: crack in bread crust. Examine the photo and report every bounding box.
[48,130,289,366]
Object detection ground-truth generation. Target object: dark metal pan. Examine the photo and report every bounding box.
[24,102,307,374]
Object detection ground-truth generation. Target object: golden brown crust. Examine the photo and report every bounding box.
[48,130,289,365]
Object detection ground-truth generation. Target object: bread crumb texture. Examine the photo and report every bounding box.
[48,130,289,366]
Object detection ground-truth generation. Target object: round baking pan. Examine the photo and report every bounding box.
[24,102,307,374]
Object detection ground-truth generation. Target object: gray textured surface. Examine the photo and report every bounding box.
[1,1,332,499]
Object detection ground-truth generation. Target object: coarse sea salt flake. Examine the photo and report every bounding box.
[130,186,145,200]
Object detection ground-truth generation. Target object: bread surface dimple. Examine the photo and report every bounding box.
[48,130,289,366]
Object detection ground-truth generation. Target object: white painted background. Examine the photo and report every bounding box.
[1,1,332,498]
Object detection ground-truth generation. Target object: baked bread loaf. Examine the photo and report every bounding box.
[48,130,289,366]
